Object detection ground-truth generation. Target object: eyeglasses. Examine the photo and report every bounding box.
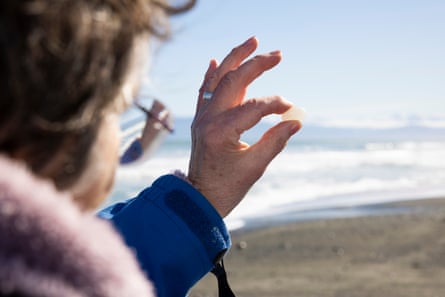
[133,101,174,133]
[119,99,174,165]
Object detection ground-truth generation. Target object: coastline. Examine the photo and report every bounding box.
[190,197,445,297]
[228,194,445,233]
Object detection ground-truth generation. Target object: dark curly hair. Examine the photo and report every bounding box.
[0,0,195,189]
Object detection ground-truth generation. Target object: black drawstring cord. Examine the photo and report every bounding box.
[211,260,236,297]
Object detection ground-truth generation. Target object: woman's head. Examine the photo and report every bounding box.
[0,0,195,209]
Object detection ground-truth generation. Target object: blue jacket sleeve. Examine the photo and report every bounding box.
[120,140,143,164]
[98,174,231,297]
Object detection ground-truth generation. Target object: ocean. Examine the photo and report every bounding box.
[105,114,445,230]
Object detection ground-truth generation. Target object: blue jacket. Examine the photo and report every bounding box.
[98,174,231,297]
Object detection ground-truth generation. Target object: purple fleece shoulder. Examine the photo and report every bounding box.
[98,174,231,297]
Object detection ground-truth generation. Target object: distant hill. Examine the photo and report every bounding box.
[167,117,445,143]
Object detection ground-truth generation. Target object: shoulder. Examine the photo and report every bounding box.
[0,155,155,297]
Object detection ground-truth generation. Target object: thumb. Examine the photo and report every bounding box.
[248,120,301,168]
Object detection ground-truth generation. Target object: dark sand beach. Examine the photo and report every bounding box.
[190,198,445,297]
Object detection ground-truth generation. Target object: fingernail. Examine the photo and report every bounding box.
[242,36,256,47]
[288,121,301,135]
[269,50,281,56]
[280,96,293,106]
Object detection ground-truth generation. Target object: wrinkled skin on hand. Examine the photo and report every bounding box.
[188,37,301,218]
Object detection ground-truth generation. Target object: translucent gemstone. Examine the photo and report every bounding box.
[281,105,306,122]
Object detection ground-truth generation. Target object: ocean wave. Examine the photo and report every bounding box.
[106,132,445,227]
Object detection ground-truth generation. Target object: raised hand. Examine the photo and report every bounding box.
[188,37,301,217]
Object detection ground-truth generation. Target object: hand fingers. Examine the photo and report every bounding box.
[212,51,282,111]
[205,37,258,93]
[223,96,300,176]
[226,96,293,137]
[196,59,218,112]
[247,120,301,172]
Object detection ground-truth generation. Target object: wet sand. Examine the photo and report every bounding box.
[190,198,445,297]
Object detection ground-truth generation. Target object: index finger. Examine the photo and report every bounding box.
[228,95,293,137]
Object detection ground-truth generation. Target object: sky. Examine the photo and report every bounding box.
[141,0,445,128]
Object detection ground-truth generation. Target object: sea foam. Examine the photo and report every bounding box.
[105,117,445,229]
